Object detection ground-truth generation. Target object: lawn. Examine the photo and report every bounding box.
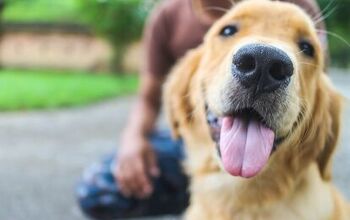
[3,0,84,23]
[0,69,138,111]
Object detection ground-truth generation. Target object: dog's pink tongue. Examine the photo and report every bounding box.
[219,116,275,178]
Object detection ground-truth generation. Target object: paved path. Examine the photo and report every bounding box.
[0,69,349,220]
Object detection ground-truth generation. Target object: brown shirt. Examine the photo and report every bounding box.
[143,0,325,77]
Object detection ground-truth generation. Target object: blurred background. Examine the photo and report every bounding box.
[0,0,349,220]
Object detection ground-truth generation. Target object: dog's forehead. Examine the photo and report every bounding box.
[220,0,314,35]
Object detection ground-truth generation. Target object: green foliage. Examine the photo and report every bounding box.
[78,0,146,45]
[317,0,350,67]
[77,0,149,71]
[0,69,138,111]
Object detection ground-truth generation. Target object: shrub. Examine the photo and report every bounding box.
[77,0,152,72]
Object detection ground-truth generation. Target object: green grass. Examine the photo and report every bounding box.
[3,0,84,23]
[0,69,138,111]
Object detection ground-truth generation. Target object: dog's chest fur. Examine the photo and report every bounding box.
[185,163,334,220]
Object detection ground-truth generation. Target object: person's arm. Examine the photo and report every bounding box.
[123,74,164,139]
[114,2,174,199]
[115,74,164,198]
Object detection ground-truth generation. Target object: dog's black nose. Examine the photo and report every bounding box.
[232,44,293,93]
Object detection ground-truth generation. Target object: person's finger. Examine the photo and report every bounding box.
[124,155,153,198]
[118,181,132,197]
[146,150,160,177]
[124,160,144,194]
[114,162,123,183]
[116,165,132,197]
[119,157,142,197]
[133,159,153,198]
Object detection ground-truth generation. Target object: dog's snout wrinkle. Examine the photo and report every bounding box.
[232,44,294,94]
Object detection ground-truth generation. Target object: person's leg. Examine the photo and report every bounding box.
[76,130,189,220]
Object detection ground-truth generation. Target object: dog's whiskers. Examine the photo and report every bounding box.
[317,29,350,49]
[296,49,307,55]
[282,94,300,112]
[312,0,336,22]
[299,62,319,68]
[204,6,230,14]
[314,4,338,25]
[227,0,236,7]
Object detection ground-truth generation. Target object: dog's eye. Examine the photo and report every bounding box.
[298,40,314,57]
[219,25,238,37]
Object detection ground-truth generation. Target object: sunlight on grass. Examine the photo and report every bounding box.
[0,69,138,111]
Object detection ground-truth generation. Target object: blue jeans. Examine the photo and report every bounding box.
[76,130,189,220]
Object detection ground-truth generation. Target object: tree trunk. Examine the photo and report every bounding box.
[110,45,126,74]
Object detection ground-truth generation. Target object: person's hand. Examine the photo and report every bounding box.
[114,133,160,199]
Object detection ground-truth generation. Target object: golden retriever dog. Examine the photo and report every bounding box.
[163,0,349,219]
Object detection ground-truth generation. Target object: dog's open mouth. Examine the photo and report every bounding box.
[207,108,277,178]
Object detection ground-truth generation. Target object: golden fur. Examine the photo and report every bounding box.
[163,0,349,219]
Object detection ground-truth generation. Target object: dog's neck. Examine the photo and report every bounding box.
[231,146,318,205]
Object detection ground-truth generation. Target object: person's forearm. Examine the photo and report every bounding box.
[124,96,160,137]
[122,74,164,138]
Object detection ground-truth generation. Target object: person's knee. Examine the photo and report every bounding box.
[76,179,140,220]
[76,183,105,220]
[76,159,124,220]
[76,187,117,220]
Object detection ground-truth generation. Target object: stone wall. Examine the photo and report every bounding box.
[0,23,112,72]
[122,42,143,73]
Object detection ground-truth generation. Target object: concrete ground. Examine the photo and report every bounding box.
[0,69,349,220]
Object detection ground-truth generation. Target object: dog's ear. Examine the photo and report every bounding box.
[163,48,203,139]
[316,85,343,181]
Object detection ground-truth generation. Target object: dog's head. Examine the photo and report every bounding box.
[165,0,342,180]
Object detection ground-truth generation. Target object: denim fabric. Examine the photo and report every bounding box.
[76,130,189,220]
